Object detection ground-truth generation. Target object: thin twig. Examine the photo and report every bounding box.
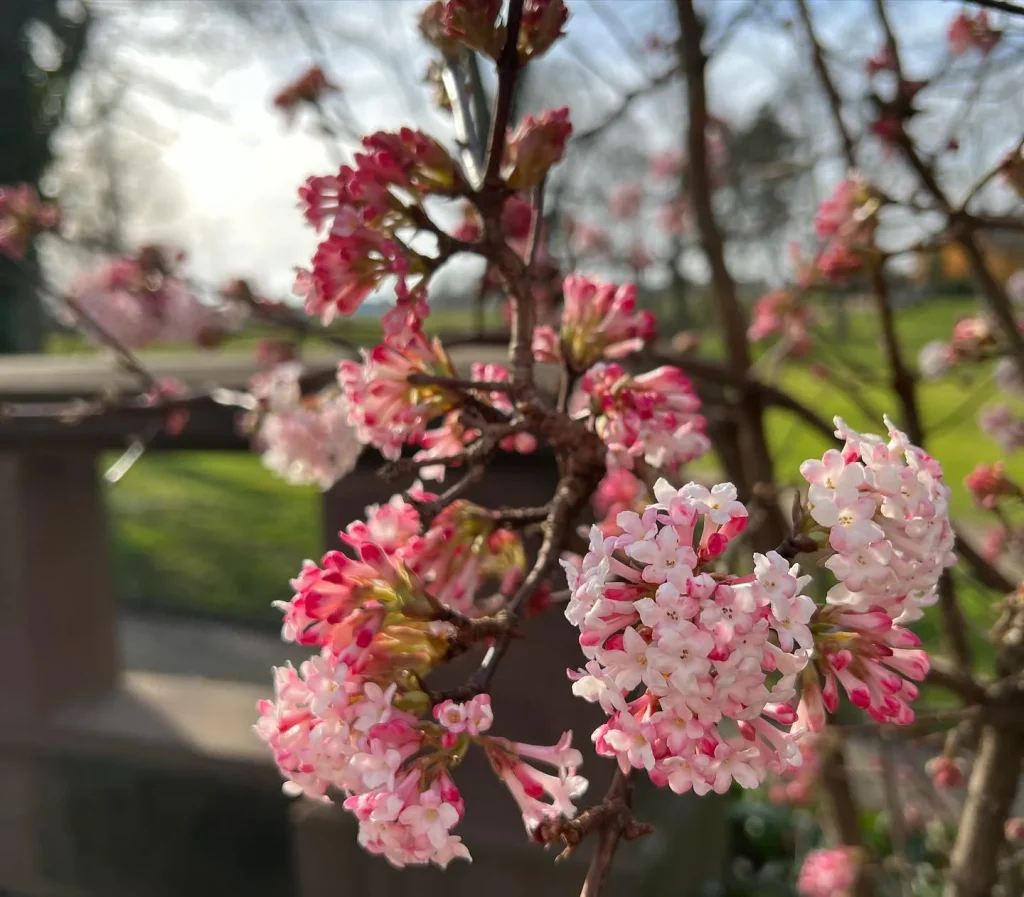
[482,0,525,187]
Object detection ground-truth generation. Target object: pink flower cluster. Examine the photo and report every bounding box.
[532,274,655,371]
[0,183,60,259]
[571,363,710,471]
[813,175,879,282]
[948,10,1000,56]
[980,404,1024,454]
[794,417,954,730]
[296,129,463,323]
[747,288,813,356]
[503,107,573,190]
[258,519,585,867]
[591,469,651,538]
[565,479,813,796]
[797,847,862,897]
[338,329,460,460]
[247,362,361,489]
[964,461,1021,509]
[67,247,232,349]
[345,490,526,618]
[272,66,336,122]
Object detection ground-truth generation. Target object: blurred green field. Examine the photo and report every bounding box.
[106,294,1021,648]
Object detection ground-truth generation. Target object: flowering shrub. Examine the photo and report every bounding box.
[8,0,1024,895]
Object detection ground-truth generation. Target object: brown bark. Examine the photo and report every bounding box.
[943,726,1024,897]
[818,738,873,897]
[675,0,786,550]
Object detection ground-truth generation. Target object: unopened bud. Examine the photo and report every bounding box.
[518,0,569,62]
[503,107,572,189]
[439,0,505,58]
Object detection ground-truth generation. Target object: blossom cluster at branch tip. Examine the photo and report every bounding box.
[272,66,337,122]
[748,288,812,357]
[964,461,1021,510]
[795,417,954,730]
[67,245,236,349]
[565,479,813,796]
[503,107,573,189]
[814,174,880,282]
[797,847,862,897]
[570,362,710,471]
[0,183,60,259]
[338,329,459,461]
[532,274,655,371]
[296,128,463,323]
[258,486,584,867]
[518,0,570,62]
[244,362,361,490]
[947,10,1001,57]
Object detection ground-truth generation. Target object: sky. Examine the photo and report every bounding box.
[49,0,1024,300]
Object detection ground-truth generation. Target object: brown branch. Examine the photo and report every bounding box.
[870,0,1024,380]
[928,656,988,705]
[675,0,787,550]
[535,769,653,897]
[795,0,856,167]
[483,0,525,187]
[955,531,1017,595]
[818,735,875,897]
[573,64,681,146]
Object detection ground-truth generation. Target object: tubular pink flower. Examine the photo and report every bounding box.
[548,275,656,371]
[503,107,572,189]
[338,330,458,460]
[572,363,710,470]
[566,479,810,796]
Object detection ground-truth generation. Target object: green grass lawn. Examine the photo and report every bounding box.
[105,294,1021,651]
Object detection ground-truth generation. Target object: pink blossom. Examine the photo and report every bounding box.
[503,107,572,189]
[566,479,807,796]
[979,404,1024,453]
[0,183,60,259]
[748,289,813,356]
[519,0,570,61]
[67,247,232,349]
[948,11,1000,56]
[801,417,956,626]
[964,461,1021,509]
[485,732,587,832]
[545,275,656,370]
[1006,818,1024,842]
[573,362,711,470]
[438,0,504,56]
[338,330,459,460]
[798,847,861,897]
[925,754,965,789]
[650,150,685,179]
[273,66,337,122]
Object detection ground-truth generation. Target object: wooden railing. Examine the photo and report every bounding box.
[0,348,728,897]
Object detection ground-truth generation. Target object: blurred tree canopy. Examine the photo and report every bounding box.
[0,0,91,351]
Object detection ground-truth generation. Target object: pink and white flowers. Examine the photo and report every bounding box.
[565,479,810,796]
[571,363,710,470]
[67,247,232,349]
[247,362,361,489]
[533,275,655,371]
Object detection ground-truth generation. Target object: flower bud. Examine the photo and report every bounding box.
[518,0,569,62]
[503,107,572,189]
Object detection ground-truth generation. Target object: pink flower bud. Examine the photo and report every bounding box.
[503,107,572,189]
